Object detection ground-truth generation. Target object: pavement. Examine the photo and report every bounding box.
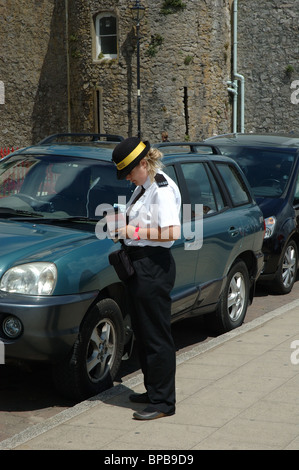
[1,299,299,451]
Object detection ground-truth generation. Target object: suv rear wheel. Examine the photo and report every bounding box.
[53,298,125,401]
[206,260,250,335]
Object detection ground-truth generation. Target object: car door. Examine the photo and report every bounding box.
[163,164,200,315]
[179,161,246,310]
[292,161,299,231]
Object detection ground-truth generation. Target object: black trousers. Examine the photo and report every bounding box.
[126,247,176,415]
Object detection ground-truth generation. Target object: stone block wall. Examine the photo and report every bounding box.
[0,0,68,148]
[2,1,299,148]
[68,0,232,142]
[0,0,232,146]
[237,0,299,133]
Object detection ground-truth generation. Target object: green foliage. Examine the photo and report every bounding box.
[147,34,163,57]
[161,0,187,15]
[71,49,82,59]
[285,65,295,78]
[184,55,193,65]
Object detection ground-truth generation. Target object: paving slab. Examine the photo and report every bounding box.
[1,299,299,451]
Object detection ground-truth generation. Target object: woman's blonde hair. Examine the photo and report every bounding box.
[144,148,164,183]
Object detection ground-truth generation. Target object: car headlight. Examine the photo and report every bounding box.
[0,262,57,295]
[264,216,276,239]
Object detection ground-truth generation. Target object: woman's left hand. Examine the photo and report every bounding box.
[116,224,136,239]
[116,224,180,241]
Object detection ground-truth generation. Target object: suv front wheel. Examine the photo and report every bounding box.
[53,298,125,401]
[207,260,250,335]
[272,240,298,295]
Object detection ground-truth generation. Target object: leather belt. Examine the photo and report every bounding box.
[123,245,170,261]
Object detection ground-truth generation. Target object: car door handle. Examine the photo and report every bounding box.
[228,226,240,237]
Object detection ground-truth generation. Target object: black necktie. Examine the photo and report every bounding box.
[126,186,145,221]
[131,186,145,205]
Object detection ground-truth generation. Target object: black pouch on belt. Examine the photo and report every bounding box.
[108,249,135,281]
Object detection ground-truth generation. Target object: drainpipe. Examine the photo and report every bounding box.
[227,80,238,133]
[235,72,244,133]
[227,0,245,133]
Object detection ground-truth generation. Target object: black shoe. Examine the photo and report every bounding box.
[133,407,175,421]
[129,392,150,404]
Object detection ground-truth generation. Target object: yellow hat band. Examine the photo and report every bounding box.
[116,142,146,170]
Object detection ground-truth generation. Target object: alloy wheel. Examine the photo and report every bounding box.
[86,318,116,383]
[281,244,297,289]
[227,271,246,323]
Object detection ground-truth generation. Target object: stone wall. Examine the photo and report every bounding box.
[0,0,232,147]
[237,0,299,133]
[0,0,68,147]
[67,0,232,142]
[2,1,299,148]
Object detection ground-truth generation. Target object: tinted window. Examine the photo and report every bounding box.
[216,163,250,206]
[205,165,226,211]
[163,164,179,186]
[294,173,299,206]
[0,154,133,218]
[181,162,224,216]
[217,146,295,198]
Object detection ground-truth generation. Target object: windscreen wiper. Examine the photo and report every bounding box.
[49,216,101,223]
[0,208,45,219]
[29,216,102,224]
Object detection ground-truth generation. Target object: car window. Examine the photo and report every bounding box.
[217,146,295,198]
[181,162,224,216]
[205,165,226,211]
[216,163,250,206]
[0,154,134,218]
[163,164,179,186]
[294,173,299,206]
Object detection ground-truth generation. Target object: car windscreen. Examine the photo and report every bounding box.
[216,146,295,198]
[0,154,134,218]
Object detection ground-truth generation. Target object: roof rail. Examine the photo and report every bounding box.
[38,133,124,145]
[154,141,221,155]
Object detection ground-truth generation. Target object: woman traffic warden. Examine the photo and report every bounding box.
[111,137,181,421]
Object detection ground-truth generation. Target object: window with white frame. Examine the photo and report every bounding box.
[95,13,117,60]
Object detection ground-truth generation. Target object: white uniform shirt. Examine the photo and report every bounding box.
[125,170,181,248]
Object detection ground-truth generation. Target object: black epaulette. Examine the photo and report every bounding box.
[155,174,168,187]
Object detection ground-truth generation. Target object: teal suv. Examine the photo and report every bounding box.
[0,135,264,400]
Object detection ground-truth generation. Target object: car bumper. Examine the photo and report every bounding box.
[259,251,281,281]
[259,233,291,281]
[0,290,98,363]
[252,250,264,281]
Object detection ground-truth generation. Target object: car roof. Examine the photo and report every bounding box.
[9,133,123,162]
[11,138,234,166]
[161,152,235,166]
[12,143,114,162]
[154,141,235,165]
[12,145,234,167]
[206,133,299,149]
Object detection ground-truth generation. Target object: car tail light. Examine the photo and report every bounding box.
[264,216,276,239]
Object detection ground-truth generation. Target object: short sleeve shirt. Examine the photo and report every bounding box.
[125,170,181,248]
